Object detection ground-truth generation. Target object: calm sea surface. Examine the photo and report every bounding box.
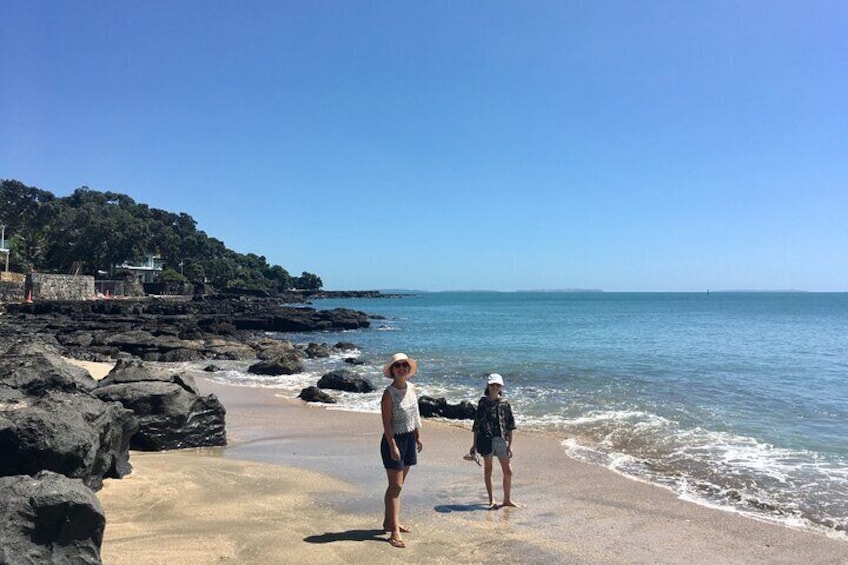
[199,292,848,538]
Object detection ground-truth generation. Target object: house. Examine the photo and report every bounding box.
[116,254,164,283]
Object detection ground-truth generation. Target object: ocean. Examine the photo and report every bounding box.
[197,291,848,539]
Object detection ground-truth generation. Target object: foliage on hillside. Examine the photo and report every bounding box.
[0,179,322,291]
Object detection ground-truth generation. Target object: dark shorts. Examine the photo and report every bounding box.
[381,431,417,470]
[476,434,509,458]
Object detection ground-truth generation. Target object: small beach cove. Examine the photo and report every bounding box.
[97,376,848,564]
[6,292,847,563]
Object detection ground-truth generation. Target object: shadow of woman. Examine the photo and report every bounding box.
[303,529,386,544]
[434,503,495,513]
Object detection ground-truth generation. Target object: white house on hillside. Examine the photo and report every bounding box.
[116,254,164,283]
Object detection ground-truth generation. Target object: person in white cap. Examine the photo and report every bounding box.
[380,352,423,548]
[469,373,518,508]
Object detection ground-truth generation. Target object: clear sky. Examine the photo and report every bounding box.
[2,1,846,291]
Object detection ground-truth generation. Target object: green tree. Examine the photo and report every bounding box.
[293,271,323,290]
[0,180,315,291]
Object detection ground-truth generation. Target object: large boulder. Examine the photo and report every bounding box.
[0,471,105,565]
[249,338,305,362]
[0,388,138,491]
[0,345,138,490]
[297,386,337,404]
[418,395,476,420]
[0,341,98,394]
[93,360,227,450]
[316,369,375,393]
[247,350,304,376]
[305,342,330,358]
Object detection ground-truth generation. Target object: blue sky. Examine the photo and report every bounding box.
[2,1,846,291]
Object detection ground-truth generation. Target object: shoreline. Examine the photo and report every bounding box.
[97,375,848,564]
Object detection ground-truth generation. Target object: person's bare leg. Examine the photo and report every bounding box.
[398,466,412,532]
[498,456,518,507]
[384,468,405,543]
[483,456,495,507]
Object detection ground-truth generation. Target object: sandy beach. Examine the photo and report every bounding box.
[86,367,847,565]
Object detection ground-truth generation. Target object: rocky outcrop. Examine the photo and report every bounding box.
[298,386,337,404]
[317,369,376,393]
[1,295,372,362]
[93,360,227,451]
[305,342,330,358]
[248,352,304,376]
[418,395,476,420]
[0,471,106,565]
[0,344,138,491]
[0,341,99,394]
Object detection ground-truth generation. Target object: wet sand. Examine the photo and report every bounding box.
[96,377,848,564]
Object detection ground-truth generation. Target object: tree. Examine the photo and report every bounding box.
[0,180,317,291]
[293,271,323,290]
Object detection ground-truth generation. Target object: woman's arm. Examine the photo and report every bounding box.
[470,401,482,453]
[413,426,423,452]
[504,403,515,457]
[381,389,400,460]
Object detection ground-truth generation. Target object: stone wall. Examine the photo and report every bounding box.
[0,272,25,283]
[27,274,95,301]
[0,280,25,303]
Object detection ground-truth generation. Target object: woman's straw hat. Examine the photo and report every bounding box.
[383,353,418,378]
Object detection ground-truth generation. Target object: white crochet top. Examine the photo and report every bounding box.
[386,382,422,435]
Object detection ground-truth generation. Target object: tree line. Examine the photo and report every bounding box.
[0,179,322,291]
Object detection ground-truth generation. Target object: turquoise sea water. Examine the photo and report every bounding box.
[201,292,848,538]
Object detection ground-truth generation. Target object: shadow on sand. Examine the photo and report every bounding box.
[433,503,495,513]
[303,529,386,544]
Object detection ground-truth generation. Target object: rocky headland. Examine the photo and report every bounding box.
[0,294,375,362]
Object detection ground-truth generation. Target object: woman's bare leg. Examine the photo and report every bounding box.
[498,456,517,507]
[483,456,495,507]
[384,468,405,540]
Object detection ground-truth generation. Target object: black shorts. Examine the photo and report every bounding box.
[381,431,417,470]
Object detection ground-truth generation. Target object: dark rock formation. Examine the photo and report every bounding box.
[316,369,375,393]
[418,395,476,420]
[1,295,371,362]
[0,388,138,490]
[297,386,337,404]
[0,471,106,565]
[305,342,330,358]
[247,351,304,376]
[250,337,304,361]
[0,344,138,490]
[0,341,98,394]
[93,360,226,451]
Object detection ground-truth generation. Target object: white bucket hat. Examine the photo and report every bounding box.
[486,373,504,387]
[383,353,418,378]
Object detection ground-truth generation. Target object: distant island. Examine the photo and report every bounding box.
[515,288,603,293]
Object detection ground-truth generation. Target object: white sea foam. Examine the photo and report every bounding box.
[558,410,848,540]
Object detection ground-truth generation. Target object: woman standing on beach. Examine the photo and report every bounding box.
[380,352,423,548]
[469,373,518,508]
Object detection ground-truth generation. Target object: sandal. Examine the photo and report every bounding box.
[463,452,481,466]
[383,524,411,533]
[388,537,406,548]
